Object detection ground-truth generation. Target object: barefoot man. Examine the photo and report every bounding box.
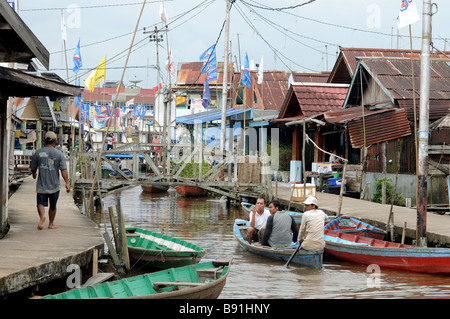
[30,131,70,230]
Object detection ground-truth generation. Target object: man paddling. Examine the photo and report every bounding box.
[298,196,327,251]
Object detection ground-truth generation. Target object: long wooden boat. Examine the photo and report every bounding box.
[324,229,450,274]
[233,219,323,269]
[126,227,206,269]
[41,258,232,299]
[176,186,206,197]
[324,215,386,240]
[141,185,169,193]
[240,202,334,227]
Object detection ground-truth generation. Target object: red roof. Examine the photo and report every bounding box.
[279,83,349,119]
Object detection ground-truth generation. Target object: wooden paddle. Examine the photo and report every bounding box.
[285,245,302,268]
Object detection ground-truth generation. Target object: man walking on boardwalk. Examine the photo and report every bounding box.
[30,131,71,230]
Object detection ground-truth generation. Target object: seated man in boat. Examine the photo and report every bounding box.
[247,198,270,244]
[260,200,298,249]
[298,196,327,251]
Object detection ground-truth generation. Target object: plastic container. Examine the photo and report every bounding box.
[332,172,339,178]
[328,177,342,186]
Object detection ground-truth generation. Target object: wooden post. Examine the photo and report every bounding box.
[288,167,300,211]
[337,161,347,217]
[116,200,130,271]
[401,222,407,245]
[92,249,98,276]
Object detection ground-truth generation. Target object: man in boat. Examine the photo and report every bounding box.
[247,198,270,244]
[260,200,298,249]
[298,196,327,251]
[30,131,71,230]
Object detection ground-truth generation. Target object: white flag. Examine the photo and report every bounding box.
[166,45,176,78]
[257,56,264,85]
[60,10,67,42]
[398,0,420,29]
[159,0,167,25]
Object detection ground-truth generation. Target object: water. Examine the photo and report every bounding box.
[99,186,450,299]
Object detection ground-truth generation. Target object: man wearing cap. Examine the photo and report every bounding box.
[298,196,328,251]
[30,131,71,230]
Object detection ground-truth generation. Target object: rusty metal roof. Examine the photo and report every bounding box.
[174,61,228,87]
[292,71,330,83]
[324,106,397,124]
[278,83,349,119]
[328,47,450,84]
[347,108,411,148]
[232,70,291,111]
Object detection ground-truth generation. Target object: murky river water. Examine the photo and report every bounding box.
[99,186,450,299]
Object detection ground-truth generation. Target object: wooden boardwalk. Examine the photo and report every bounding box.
[0,175,104,297]
[274,182,450,246]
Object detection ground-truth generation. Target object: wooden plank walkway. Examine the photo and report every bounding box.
[274,182,450,246]
[0,175,104,297]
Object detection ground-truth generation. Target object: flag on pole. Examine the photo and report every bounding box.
[166,45,177,78]
[72,40,82,73]
[201,56,216,74]
[199,44,216,62]
[202,79,211,109]
[206,69,217,82]
[257,56,264,85]
[241,53,251,89]
[398,0,420,29]
[84,55,106,92]
[159,0,168,25]
[60,10,67,42]
[126,98,135,106]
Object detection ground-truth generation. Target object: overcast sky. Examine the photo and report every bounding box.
[17,0,450,89]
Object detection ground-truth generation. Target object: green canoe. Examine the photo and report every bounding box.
[41,258,232,299]
[126,226,206,269]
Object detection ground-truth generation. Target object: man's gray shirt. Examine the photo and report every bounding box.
[30,147,66,194]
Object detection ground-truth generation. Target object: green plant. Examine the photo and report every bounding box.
[372,177,404,205]
[179,161,211,179]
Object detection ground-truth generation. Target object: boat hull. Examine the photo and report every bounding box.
[176,186,206,197]
[233,219,323,269]
[324,229,450,274]
[127,227,206,269]
[141,185,169,193]
[41,258,232,299]
[324,215,386,240]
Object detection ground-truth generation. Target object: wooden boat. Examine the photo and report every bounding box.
[324,215,386,240]
[126,226,206,269]
[41,258,232,299]
[324,229,450,274]
[175,186,206,197]
[109,168,133,179]
[101,165,114,178]
[233,219,323,269]
[141,185,169,193]
[240,202,334,228]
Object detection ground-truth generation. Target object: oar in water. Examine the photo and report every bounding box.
[285,245,302,268]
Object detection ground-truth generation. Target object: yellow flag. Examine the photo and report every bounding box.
[84,55,106,92]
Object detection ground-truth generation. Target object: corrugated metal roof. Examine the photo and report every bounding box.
[324,106,397,123]
[292,71,330,83]
[347,108,411,148]
[328,47,450,84]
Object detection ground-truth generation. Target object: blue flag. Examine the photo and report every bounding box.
[202,80,211,109]
[241,53,251,88]
[72,40,82,73]
[94,105,102,116]
[199,44,216,62]
[81,104,90,122]
[201,56,216,74]
[206,69,217,82]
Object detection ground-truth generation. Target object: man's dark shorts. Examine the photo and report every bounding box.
[37,191,60,210]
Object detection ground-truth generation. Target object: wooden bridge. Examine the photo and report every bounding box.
[70,141,273,206]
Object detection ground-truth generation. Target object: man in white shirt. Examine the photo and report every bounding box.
[298,196,328,251]
[247,198,270,244]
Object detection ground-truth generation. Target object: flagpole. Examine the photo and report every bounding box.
[87,0,148,214]
[220,0,231,153]
[61,10,69,82]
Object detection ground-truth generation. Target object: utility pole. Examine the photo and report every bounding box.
[220,0,233,153]
[417,0,432,247]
